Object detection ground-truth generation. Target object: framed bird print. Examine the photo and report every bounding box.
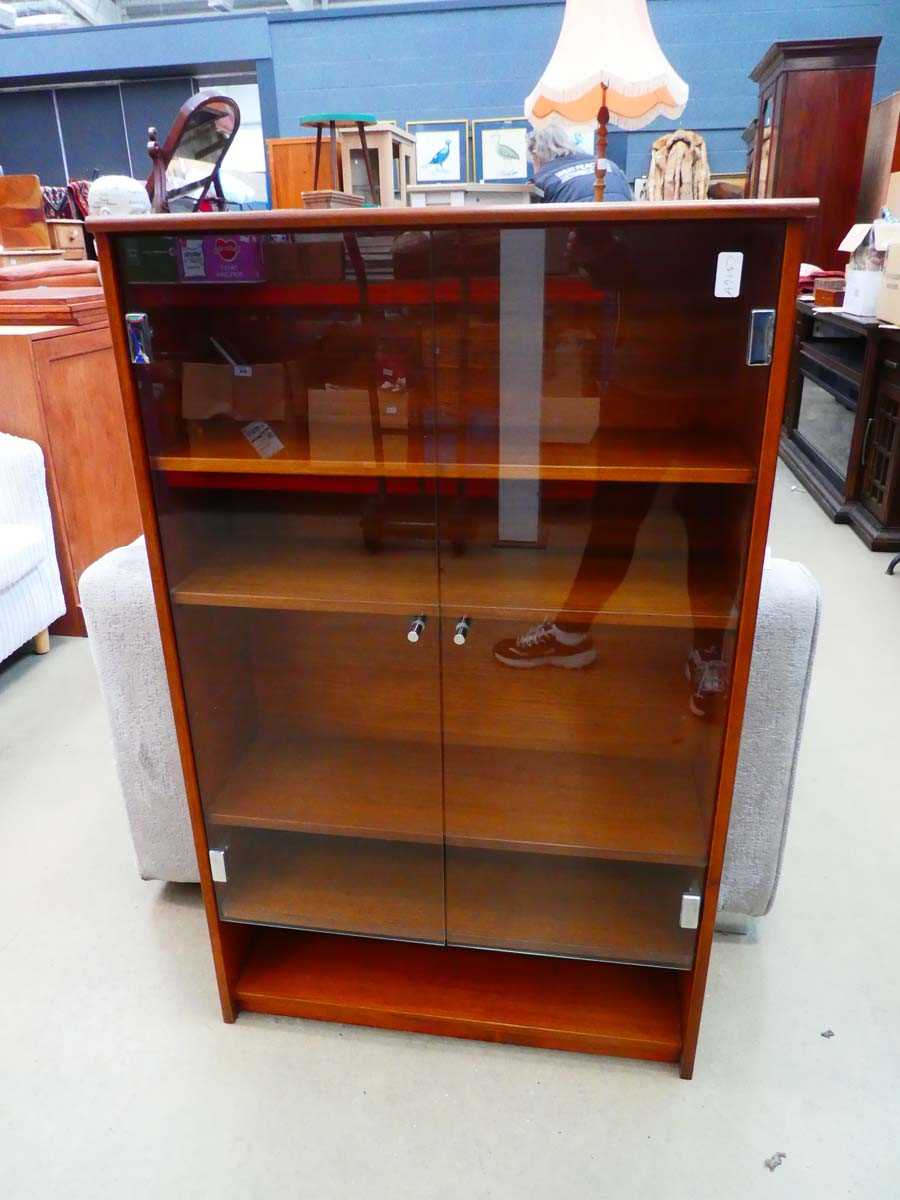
[473,118,530,185]
[406,120,469,185]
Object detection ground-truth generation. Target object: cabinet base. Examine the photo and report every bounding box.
[779,436,900,550]
[233,928,684,1065]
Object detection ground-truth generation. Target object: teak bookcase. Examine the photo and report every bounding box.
[91,201,812,1077]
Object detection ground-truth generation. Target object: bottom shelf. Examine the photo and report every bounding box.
[234,928,684,1063]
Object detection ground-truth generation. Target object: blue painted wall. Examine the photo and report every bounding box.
[268,0,900,177]
[0,0,898,179]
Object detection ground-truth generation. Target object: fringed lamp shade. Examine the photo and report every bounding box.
[524,0,688,198]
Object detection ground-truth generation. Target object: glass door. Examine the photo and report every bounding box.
[118,226,446,943]
[434,219,785,967]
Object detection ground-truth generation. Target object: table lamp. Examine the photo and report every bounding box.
[524,0,688,200]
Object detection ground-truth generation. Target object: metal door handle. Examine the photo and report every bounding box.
[407,615,427,643]
[453,617,471,646]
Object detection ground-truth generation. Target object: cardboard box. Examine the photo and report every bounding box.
[844,268,883,318]
[307,387,375,461]
[177,235,265,283]
[876,243,900,324]
[182,362,288,422]
[838,219,900,317]
[263,236,345,283]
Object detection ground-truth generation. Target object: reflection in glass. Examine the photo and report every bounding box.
[796,375,855,484]
[118,216,783,969]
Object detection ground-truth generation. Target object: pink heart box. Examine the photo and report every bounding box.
[176,234,266,283]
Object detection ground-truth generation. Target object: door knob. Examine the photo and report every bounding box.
[407,615,427,643]
[453,616,471,646]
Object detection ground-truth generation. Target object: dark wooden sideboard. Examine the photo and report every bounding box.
[748,38,880,268]
[90,199,811,1077]
[781,300,900,550]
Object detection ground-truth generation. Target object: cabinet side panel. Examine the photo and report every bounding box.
[680,218,806,1077]
[94,232,252,1021]
[780,69,875,267]
[32,330,141,581]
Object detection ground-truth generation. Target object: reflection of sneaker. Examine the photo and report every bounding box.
[685,648,728,717]
[493,622,597,669]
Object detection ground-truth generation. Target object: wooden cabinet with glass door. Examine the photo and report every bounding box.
[92,199,811,1077]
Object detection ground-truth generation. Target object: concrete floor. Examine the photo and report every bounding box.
[2,463,899,1198]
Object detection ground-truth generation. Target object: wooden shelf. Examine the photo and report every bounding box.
[447,850,695,968]
[441,544,737,626]
[172,532,736,628]
[799,338,865,385]
[204,733,707,867]
[235,928,684,1063]
[445,747,707,866]
[218,830,444,943]
[207,735,442,843]
[153,423,755,484]
[173,535,438,616]
[438,429,755,485]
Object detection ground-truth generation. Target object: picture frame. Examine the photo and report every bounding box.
[405,120,470,185]
[472,118,531,185]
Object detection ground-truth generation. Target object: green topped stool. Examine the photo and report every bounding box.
[300,112,378,202]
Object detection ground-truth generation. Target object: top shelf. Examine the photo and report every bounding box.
[153,425,756,484]
[89,197,819,235]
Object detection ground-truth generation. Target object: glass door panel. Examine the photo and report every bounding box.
[118,228,445,942]
[435,221,782,966]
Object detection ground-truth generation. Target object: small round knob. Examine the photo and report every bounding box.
[407,615,427,643]
[453,617,470,646]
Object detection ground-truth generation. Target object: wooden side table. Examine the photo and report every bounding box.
[299,112,378,202]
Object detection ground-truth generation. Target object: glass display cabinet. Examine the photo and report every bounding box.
[92,199,810,1077]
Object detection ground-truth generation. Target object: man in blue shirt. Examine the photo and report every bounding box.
[529,124,632,203]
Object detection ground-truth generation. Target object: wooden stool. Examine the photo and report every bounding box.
[300,113,378,203]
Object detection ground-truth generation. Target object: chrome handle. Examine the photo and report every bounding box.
[407,615,427,644]
[453,616,471,646]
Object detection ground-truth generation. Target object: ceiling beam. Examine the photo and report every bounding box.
[61,0,124,24]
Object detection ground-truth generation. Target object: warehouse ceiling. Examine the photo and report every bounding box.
[0,0,393,32]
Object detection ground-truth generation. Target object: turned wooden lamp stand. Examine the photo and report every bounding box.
[525,0,689,204]
[594,84,610,202]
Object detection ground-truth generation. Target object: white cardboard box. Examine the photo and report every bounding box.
[838,218,900,317]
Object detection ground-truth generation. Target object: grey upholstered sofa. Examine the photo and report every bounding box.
[80,538,820,927]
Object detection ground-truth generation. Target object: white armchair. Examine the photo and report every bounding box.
[0,433,65,662]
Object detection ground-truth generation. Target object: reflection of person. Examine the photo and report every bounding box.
[529,125,632,204]
[492,486,733,718]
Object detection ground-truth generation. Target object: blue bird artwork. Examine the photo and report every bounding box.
[428,138,452,171]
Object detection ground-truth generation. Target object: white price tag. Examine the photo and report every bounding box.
[241,421,284,459]
[714,251,744,298]
[180,239,206,279]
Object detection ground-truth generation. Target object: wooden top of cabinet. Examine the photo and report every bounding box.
[751,37,881,85]
[88,198,817,236]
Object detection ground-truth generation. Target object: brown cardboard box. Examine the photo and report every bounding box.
[307,387,375,461]
[263,237,345,283]
[886,171,900,218]
[876,243,900,324]
[181,362,289,422]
